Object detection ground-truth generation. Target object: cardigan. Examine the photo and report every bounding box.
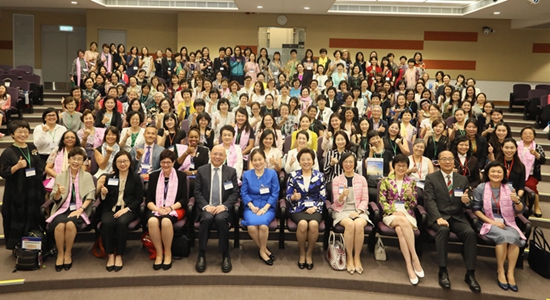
[331,173,369,213]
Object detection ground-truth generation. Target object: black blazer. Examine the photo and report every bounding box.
[94,110,122,131]
[454,155,481,190]
[161,57,176,79]
[194,164,239,219]
[424,171,471,225]
[146,170,188,210]
[175,145,210,171]
[213,57,230,78]
[100,172,144,215]
[470,135,488,169]
[368,119,388,137]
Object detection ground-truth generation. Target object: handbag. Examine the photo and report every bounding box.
[141,231,157,260]
[171,233,190,259]
[92,236,107,259]
[528,226,550,278]
[374,235,387,261]
[14,247,42,271]
[326,231,346,271]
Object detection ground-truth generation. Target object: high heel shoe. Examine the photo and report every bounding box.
[114,265,123,272]
[63,262,72,271]
[410,276,419,286]
[534,209,542,218]
[508,283,518,292]
[497,273,508,291]
[356,267,363,275]
[106,265,115,272]
[347,268,355,275]
[55,264,64,272]
[266,248,275,261]
[153,262,162,271]
[414,267,425,278]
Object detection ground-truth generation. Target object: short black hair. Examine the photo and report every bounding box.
[297,148,315,162]
[482,161,508,184]
[159,149,177,162]
[392,154,409,169]
[8,120,30,135]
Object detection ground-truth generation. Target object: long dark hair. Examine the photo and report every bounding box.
[235,107,252,134]
[112,150,135,174]
[495,138,525,177]
[259,129,277,152]
[57,130,82,152]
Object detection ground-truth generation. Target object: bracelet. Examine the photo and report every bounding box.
[513,201,521,205]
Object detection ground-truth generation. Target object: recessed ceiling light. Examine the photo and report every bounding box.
[71,1,77,4]
[493,11,500,15]
[304,7,310,10]
[257,5,262,8]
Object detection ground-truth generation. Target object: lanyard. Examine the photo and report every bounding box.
[168,132,175,146]
[16,146,32,168]
[48,127,58,142]
[504,159,514,180]
[389,138,397,156]
[374,150,385,158]
[413,156,422,179]
[491,189,501,215]
[432,136,439,158]
[458,155,468,176]
[163,178,169,205]
[130,132,139,147]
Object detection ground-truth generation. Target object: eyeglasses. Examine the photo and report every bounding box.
[69,158,84,163]
[14,130,30,135]
[439,157,454,162]
[160,161,174,165]
[116,160,130,164]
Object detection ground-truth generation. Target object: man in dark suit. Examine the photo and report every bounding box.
[194,145,239,273]
[130,126,165,181]
[424,150,481,293]
[368,105,388,137]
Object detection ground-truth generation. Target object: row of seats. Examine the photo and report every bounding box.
[0,64,43,126]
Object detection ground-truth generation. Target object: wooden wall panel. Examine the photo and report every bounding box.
[424,31,478,42]
[329,38,423,50]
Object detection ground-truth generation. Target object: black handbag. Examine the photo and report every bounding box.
[14,248,42,272]
[528,226,550,278]
[171,234,190,259]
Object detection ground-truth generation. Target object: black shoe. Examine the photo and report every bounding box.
[106,265,115,272]
[55,264,64,272]
[306,262,314,270]
[266,248,275,261]
[162,261,172,271]
[222,256,232,273]
[153,263,162,271]
[259,251,273,266]
[114,265,123,272]
[508,283,518,292]
[195,256,206,273]
[465,274,481,293]
[63,262,72,271]
[297,261,306,269]
[438,271,451,289]
[497,274,508,291]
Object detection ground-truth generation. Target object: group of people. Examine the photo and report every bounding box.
[0,43,545,294]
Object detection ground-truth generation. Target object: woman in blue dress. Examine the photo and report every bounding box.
[241,148,280,265]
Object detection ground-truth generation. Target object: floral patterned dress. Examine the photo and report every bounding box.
[379,173,418,228]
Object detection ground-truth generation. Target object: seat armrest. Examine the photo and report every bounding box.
[368,202,380,224]
[41,199,54,218]
[278,198,287,216]
[325,199,333,214]
[516,214,530,225]
[465,209,478,228]
[415,205,427,226]
[187,197,195,212]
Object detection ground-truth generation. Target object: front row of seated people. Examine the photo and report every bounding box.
[0,120,529,292]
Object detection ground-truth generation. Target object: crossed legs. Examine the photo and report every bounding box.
[389,216,422,280]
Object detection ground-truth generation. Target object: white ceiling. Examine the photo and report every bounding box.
[0,0,549,23]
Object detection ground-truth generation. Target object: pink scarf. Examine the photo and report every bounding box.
[226,144,238,168]
[101,52,112,73]
[480,182,525,240]
[517,140,536,180]
[175,144,200,171]
[234,124,250,160]
[53,148,67,175]
[300,96,312,113]
[76,58,87,85]
[154,168,179,217]
[46,170,90,225]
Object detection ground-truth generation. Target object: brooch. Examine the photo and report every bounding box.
[31,149,38,155]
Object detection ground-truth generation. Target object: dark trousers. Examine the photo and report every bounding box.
[198,211,230,254]
[230,75,244,86]
[100,210,136,255]
[430,218,477,270]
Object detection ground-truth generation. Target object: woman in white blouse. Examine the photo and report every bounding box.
[284,130,320,174]
[34,107,68,163]
[255,129,283,173]
[119,111,146,152]
[212,98,235,143]
[407,139,434,182]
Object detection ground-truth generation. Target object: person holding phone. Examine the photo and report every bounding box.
[473,161,525,292]
[424,150,480,293]
[331,152,370,275]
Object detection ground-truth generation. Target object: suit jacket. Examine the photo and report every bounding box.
[424,171,471,225]
[369,119,389,137]
[213,57,230,78]
[130,143,165,174]
[194,164,239,219]
[470,135,488,170]
[161,57,176,79]
[99,172,144,215]
[146,170,188,209]
[454,155,481,189]
[174,145,210,171]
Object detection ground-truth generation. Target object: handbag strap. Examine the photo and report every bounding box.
[338,233,346,250]
[533,226,550,251]
[328,231,335,245]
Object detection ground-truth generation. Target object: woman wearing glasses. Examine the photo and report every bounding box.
[452,135,481,189]
[97,150,144,272]
[1,121,46,250]
[47,147,95,271]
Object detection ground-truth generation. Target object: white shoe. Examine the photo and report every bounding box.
[414,268,425,278]
[410,276,419,286]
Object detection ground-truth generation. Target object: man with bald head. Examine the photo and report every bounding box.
[194,145,239,273]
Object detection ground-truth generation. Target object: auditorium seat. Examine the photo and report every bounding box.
[509,84,530,113]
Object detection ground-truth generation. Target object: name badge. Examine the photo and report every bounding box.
[25,168,36,177]
[385,77,390,81]
[190,162,195,169]
[168,67,171,71]
[223,181,233,190]
[249,70,254,73]
[108,178,119,186]
[70,204,77,211]
[395,201,405,211]
[168,146,174,151]
[141,164,151,174]
[82,68,88,72]
[454,189,463,197]
[208,66,212,69]
[50,142,57,150]
[304,200,314,207]
[133,66,138,70]
[273,71,279,76]
[307,67,312,70]
[220,67,224,70]
[339,186,345,194]
[260,186,270,194]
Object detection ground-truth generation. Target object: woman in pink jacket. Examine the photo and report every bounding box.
[331,152,370,275]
